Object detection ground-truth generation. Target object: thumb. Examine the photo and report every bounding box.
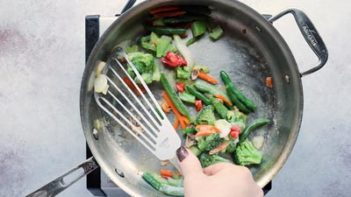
[176,146,203,178]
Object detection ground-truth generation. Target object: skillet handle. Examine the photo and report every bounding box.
[269,9,328,77]
[26,157,98,197]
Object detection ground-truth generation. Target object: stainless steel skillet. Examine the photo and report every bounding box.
[27,0,328,196]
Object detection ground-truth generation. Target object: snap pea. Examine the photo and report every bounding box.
[145,26,187,35]
[194,80,230,102]
[160,74,192,120]
[142,172,162,190]
[220,71,257,112]
[226,87,250,114]
[211,97,229,119]
[185,85,212,105]
[239,118,270,143]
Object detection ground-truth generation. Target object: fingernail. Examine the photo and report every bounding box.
[176,146,188,162]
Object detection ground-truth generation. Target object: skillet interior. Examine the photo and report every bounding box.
[81,0,303,196]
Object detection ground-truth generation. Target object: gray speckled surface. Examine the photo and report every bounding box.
[0,0,350,196]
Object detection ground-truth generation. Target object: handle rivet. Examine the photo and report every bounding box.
[285,75,290,83]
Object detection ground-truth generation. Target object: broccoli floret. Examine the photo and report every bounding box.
[195,105,216,125]
[226,110,247,130]
[199,153,231,168]
[226,140,237,153]
[128,52,157,84]
[234,139,263,166]
[176,66,192,79]
[197,133,224,152]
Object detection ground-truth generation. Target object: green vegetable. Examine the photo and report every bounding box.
[163,15,206,24]
[179,92,196,104]
[140,35,156,51]
[152,61,161,81]
[159,184,184,196]
[182,127,196,135]
[239,118,270,143]
[199,153,231,168]
[226,88,251,114]
[226,140,237,153]
[234,139,262,166]
[193,65,209,73]
[226,110,247,130]
[128,52,155,84]
[142,172,165,190]
[156,35,172,58]
[145,26,188,35]
[185,85,212,105]
[209,26,224,41]
[126,45,139,53]
[142,172,184,196]
[191,21,207,37]
[197,133,224,152]
[195,105,216,125]
[160,73,192,120]
[153,18,165,26]
[189,146,201,156]
[194,80,230,102]
[211,98,229,119]
[220,71,256,112]
[176,66,192,79]
[186,37,199,46]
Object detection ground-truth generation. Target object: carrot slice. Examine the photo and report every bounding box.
[150,6,181,15]
[162,91,189,129]
[215,94,233,106]
[266,77,273,88]
[122,77,145,96]
[195,125,220,137]
[161,101,171,113]
[173,118,179,129]
[209,141,231,155]
[160,169,173,179]
[198,72,218,84]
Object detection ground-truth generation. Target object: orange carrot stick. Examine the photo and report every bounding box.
[161,101,171,113]
[162,91,189,129]
[215,94,233,106]
[198,72,218,84]
[173,118,179,129]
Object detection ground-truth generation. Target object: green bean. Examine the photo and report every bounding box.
[145,26,187,35]
[194,80,230,102]
[239,118,270,143]
[226,87,250,114]
[160,74,192,120]
[185,85,211,105]
[211,98,229,119]
[220,71,256,112]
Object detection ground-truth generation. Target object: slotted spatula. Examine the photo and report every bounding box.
[94,47,182,169]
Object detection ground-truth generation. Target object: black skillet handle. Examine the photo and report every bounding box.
[269,9,328,77]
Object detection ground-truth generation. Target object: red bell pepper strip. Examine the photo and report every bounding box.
[154,11,186,19]
[176,82,185,92]
[160,169,173,179]
[161,51,187,68]
[150,6,181,15]
[194,100,203,112]
[230,125,241,139]
[122,77,145,96]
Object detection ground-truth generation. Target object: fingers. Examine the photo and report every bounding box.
[176,146,203,178]
[203,162,234,176]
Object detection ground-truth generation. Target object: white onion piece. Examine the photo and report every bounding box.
[95,61,106,77]
[214,119,232,138]
[94,74,109,94]
[173,35,194,66]
[252,136,264,149]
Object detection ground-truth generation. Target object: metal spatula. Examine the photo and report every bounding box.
[94,47,181,169]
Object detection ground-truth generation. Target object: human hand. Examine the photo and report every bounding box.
[176,146,263,197]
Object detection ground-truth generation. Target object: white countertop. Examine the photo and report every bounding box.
[1,0,350,196]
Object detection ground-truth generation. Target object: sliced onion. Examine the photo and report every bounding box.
[252,136,264,149]
[94,74,109,94]
[173,35,194,67]
[95,61,106,77]
[214,119,232,138]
